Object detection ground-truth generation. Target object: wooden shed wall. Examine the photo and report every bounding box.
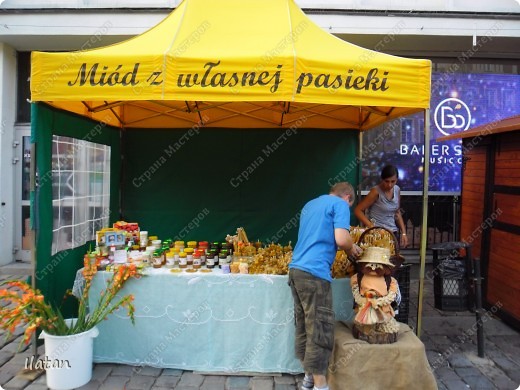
[489,132,520,323]
[461,131,520,328]
[460,145,486,260]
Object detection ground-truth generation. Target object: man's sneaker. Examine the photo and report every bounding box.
[301,373,314,389]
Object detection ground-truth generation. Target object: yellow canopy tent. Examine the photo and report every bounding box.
[31,0,430,130]
[30,0,432,335]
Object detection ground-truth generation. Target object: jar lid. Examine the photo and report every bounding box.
[179,252,187,257]
[184,247,195,253]
[193,253,201,258]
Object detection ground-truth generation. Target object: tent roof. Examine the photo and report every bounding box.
[438,115,520,141]
[30,0,431,130]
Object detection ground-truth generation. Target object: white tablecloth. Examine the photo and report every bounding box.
[75,268,354,373]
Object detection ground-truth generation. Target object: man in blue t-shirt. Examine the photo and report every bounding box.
[289,182,362,390]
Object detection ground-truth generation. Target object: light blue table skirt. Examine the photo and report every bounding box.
[84,268,354,373]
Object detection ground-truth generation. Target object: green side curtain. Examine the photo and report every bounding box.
[32,103,121,311]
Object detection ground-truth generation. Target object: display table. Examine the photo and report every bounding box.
[77,268,354,373]
[328,322,437,390]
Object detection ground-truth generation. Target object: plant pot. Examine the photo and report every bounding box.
[39,318,99,390]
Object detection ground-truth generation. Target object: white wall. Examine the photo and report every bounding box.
[0,0,519,12]
[0,42,16,266]
[299,0,520,12]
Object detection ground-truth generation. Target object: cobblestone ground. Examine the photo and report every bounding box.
[1,270,519,389]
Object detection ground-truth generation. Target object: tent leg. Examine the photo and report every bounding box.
[30,141,38,357]
[416,109,431,338]
[357,131,363,199]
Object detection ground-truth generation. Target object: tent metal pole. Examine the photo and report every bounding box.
[358,131,363,199]
[417,108,431,338]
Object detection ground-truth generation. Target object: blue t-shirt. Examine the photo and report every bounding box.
[289,194,350,282]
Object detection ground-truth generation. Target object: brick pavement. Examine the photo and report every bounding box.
[1,267,519,390]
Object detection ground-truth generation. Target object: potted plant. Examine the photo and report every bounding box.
[0,257,142,390]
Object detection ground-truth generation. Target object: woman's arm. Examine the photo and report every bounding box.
[354,188,379,227]
[395,190,408,248]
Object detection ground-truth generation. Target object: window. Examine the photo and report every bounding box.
[51,136,110,254]
[16,52,31,123]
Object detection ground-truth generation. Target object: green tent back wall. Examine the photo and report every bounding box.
[121,127,358,243]
[33,103,358,309]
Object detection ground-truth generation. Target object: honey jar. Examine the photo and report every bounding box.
[193,253,202,269]
[184,247,194,268]
[179,252,187,268]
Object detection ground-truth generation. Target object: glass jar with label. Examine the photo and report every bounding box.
[161,246,169,264]
[196,248,206,265]
[165,252,175,268]
[173,248,180,266]
[220,249,231,264]
[184,247,194,268]
[193,253,202,269]
[219,252,228,268]
[152,250,163,268]
[206,251,215,269]
[179,252,188,268]
[212,250,220,267]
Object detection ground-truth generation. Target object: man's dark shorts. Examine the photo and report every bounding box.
[288,268,334,375]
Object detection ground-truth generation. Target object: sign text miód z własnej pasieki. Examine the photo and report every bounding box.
[67,61,390,94]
